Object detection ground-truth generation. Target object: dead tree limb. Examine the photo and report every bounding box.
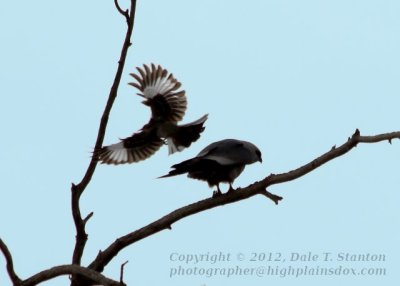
[70,0,137,265]
[22,264,122,286]
[2,0,399,284]
[114,0,130,24]
[87,129,400,272]
[69,1,137,285]
[0,239,21,286]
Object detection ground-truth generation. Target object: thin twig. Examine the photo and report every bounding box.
[83,212,94,224]
[119,260,129,284]
[88,129,400,272]
[0,238,21,285]
[114,0,130,24]
[259,190,283,204]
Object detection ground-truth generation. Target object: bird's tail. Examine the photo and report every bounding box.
[157,168,186,178]
[157,158,197,178]
[166,114,208,155]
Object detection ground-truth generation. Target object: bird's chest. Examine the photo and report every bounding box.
[228,165,245,181]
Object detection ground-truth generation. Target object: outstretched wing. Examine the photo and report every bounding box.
[129,64,187,122]
[95,128,164,165]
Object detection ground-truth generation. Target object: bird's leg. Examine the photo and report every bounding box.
[212,184,222,198]
[227,183,235,193]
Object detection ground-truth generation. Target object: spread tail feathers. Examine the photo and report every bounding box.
[167,114,208,155]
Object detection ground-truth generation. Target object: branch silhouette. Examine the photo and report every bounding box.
[87,129,400,273]
[2,1,399,285]
[22,265,123,286]
[114,0,130,24]
[0,239,21,286]
[70,1,137,285]
[0,240,123,286]
[70,0,137,264]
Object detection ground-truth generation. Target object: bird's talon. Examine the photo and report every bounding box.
[212,190,222,198]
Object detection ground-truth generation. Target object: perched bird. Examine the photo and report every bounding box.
[159,139,262,196]
[96,64,208,165]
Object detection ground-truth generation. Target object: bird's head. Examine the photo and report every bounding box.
[232,139,263,164]
[241,140,263,164]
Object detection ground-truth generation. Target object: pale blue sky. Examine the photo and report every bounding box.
[1,1,399,285]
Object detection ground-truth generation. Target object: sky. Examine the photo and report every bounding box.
[1,0,399,285]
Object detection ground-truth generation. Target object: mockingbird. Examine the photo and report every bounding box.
[96,64,208,164]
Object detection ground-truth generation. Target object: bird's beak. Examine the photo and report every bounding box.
[259,157,263,163]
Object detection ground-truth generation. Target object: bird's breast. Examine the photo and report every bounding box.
[228,165,245,181]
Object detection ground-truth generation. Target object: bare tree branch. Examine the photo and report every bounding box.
[119,261,129,284]
[114,0,130,24]
[0,238,21,286]
[83,211,94,224]
[70,0,137,269]
[4,0,396,284]
[21,264,122,286]
[264,130,400,186]
[259,190,283,204]
[87,129,400,272]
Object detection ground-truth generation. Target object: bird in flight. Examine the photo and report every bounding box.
[96,64,208,165]
[159,139,262,197]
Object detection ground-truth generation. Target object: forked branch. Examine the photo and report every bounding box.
[70,0,137,268]
[114,0,130,24]
[69,1,137,286]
